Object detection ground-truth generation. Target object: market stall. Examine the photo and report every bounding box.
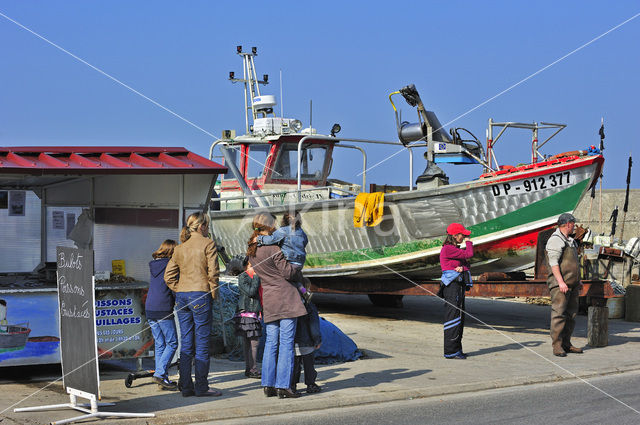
[0,146,226,367]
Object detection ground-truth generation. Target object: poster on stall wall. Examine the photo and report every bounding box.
[52,211,65,229]
[111,260,126,276]
[95,288,152,359]
[0,191,7,209]
[8,190,25,216]
[66,213,76,239]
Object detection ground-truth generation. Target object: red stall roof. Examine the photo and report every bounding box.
[0,146,227,175]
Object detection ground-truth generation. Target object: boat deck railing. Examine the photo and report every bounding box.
[211,185,358,210]
[295,135,427,201]
[210,135,427,204]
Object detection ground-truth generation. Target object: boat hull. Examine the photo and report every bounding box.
[210,155,603,280]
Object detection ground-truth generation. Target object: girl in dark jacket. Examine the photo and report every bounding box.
[291,299,322,394]
[146,240,178,390]
[230,256,262,379]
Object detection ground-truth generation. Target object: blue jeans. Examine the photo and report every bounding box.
[148,318,178,379]
[175,292,212,395]
[261,318,297,389]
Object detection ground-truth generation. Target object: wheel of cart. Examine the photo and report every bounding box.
[124,360,179,388]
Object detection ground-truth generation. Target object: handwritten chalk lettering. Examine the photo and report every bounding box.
[57,251,84,270]
[60,300,91,319]
[491,171,572,198]
[58,276,86,296]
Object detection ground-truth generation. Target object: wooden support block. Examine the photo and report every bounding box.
[587,306,608,347]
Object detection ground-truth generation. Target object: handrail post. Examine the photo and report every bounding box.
[409,148,414,191]
[209,139,223,160]
[297,136,313,201]
[333,144,367,191]
[298,135,338,201]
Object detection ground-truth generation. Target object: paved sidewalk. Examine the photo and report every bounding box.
[2,295,640,424]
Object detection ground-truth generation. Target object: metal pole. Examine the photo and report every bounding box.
[242,55,249,134]
[486,119,493,173]
[309,100,313,136]
[250,55,261,97]
[247,55,257,121]
[280,69,283,118]
[41,187,47,264]
[178,175,184,232]
[532,124,538,164]
[90,177,95,251]
[409,148,414,191]
[221,147,265,208]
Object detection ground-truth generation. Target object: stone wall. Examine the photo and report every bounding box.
[574,189,640,238]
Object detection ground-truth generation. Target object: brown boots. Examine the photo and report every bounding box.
[562,345,584,354]
[552,342,567,357]
[552,341,584,356]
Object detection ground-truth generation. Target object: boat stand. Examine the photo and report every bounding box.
[14,391,154,425]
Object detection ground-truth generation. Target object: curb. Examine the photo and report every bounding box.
[150,363,640,424]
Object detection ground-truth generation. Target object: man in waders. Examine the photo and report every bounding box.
[545,213,584,357]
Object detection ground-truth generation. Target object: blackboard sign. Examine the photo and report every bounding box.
[56,246,99,398]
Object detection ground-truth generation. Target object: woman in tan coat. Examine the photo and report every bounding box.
[164,212,221,397]
[248,213,307,399]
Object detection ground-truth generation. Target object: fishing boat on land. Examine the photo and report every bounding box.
[208,47,604,281]
[0,322,31,352]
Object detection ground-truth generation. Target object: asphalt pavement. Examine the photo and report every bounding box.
[214,371,640,425]
[2,294,640,424]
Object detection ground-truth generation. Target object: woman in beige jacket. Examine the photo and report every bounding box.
[164,212,221,397]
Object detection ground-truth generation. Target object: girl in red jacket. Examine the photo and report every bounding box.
[439,223,473,360]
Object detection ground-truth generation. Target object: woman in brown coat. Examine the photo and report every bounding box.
[248,213,307,399]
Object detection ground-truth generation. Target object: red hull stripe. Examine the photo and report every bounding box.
[480,155,603,185]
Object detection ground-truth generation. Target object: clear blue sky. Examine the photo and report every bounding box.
[1,1,638,189]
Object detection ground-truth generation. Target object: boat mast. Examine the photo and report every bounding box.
[229,46,269,134]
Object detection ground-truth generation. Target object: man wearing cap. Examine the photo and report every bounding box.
[439,223,474,359]
[545,213,584,357]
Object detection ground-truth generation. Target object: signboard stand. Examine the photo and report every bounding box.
[14,247,154,424]
[14,389,147,425]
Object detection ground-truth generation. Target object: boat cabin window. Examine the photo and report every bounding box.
[273,144,328,180]
[245,145,271,178]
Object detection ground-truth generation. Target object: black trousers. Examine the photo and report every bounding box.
[291,353,317,387]
[442,281,465,357]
